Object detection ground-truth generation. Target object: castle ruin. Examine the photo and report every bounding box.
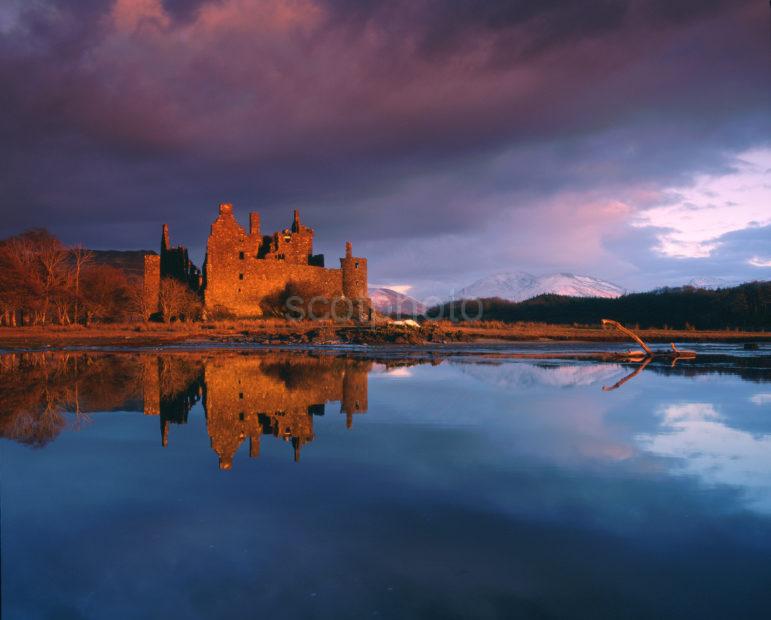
[143,203,371,320]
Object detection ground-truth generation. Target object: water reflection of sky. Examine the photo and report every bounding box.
[3,354,771,619]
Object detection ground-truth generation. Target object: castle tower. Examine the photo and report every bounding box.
[158,223,201,292]
[341,242,368,299]
[249,211,261,237]
[341,242,371,321]
[161,224,170,252]
[292,209,301,233]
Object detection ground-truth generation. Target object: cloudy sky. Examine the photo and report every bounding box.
[1,0,769,297]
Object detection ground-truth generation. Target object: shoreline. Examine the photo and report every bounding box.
[0,321,768,351]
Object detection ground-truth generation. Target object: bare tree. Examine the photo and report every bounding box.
[80,265,133,325]
[1,229,202,327]
[70,245,93,325]
[126,276,153,322]
[35,231,69,325]
[1,230,60,325]
[158,278,202,322]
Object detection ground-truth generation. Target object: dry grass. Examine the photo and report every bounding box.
[435,321,768,342]
[0,319,352,348]
[0,319,767,349]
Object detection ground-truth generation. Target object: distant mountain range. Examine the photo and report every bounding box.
[369,272,626,315]
[452,271,625,303]
[369,288,426,315]
[685,277,743,290]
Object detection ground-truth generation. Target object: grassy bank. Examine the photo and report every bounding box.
[0,320,768,350]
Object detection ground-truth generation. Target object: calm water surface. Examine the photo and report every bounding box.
[2,348,771,619]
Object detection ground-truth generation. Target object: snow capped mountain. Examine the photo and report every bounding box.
[368,288,427,315]
[453,272,537,300]
[453,271,625,302]
[685,277,743,290]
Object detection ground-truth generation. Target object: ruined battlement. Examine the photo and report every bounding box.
[143,203,371,320]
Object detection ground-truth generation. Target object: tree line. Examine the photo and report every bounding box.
[428,282,771,330]
[0,229,144,326]
[0,229,207,326]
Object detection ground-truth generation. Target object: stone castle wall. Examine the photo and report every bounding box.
[142,255,160,320]
[144,203,370,320]
[206,258,344,317]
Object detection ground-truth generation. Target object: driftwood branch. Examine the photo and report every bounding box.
[601,319,653,356]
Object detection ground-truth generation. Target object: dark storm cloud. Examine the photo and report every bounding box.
[0,0,768,287]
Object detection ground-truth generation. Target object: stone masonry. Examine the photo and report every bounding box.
[143,203,371,320]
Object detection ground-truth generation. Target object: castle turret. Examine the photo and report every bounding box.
[292,209,301,233]
[341,242,367,299]
[249,211,261,237]
[161,224,170,252]
[341,242,370,321]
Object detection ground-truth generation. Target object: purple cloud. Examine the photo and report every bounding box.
[0,0,768,290]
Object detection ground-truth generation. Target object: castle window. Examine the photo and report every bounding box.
[284,236,291,242]
[239,273,244,280]
[239,394,244,401]
[355,261,359,268]
[239,251,245,260]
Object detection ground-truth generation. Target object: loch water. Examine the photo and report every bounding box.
[2,347,771,619]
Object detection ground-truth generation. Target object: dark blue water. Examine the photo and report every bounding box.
[2,350,771,619]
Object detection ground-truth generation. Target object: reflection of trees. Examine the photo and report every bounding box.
[0,351,374,467]
[0,352,144,446]
[643,357,771,383]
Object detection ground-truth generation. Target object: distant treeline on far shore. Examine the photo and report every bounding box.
[427,281,770,330]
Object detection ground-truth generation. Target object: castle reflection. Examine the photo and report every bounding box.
[147,353,371,469]
[0,351,371,469]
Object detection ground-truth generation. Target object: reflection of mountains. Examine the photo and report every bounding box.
[456,361,625,389]
[0,352,371,469]
[456,356,771,391]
